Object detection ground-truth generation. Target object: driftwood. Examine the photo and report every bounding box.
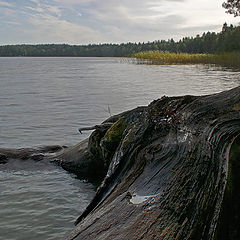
[63,86,240,240]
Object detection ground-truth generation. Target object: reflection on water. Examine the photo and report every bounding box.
[0,57,239,239]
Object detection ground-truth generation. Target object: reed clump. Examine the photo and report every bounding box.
[133,51,240,67]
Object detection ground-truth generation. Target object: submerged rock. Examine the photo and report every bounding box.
[63,86,240,240]
[0,145,65,163]
[0,153,8,164]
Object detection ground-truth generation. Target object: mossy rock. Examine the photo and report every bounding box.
[101,117,128,153]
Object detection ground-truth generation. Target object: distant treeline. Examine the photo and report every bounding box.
[0,23,239,57]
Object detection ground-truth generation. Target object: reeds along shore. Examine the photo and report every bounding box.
[133,51,240,67]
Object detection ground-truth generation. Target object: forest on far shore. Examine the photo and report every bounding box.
[0,23,239,57]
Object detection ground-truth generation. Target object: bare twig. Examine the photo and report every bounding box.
[78,122,113,134]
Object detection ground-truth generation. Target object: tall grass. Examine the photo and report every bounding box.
[132,51,240,68]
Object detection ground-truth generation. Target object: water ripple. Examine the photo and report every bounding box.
[0,161,95,240]
[0,57,239,239]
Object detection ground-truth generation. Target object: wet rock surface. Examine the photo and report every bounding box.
[0,153,8,164]
[64,87,240,240]
[0,145,65,163]
[1,87,240,240]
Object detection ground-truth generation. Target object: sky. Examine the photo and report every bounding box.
[0,0,239,45]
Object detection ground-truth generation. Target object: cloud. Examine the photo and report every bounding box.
[79,0,239,42]
[25,6,44,13]
[87,1,186,26]
[52,0,96,5]
[81,0,188,41]
[29,0,239,43]
[0,1,14,7]
[20,1,104,43]
[1,0,239,44]
[3,20,21,25]
[45,5,62,17]
[26,2,62,17]
[26,12,105,44]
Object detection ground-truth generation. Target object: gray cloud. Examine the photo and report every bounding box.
[80,0,189,42]
[0,0,239,44]
[0,1,14,7]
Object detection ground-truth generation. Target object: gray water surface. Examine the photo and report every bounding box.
[0,160,94,240]
[0,57,240,240]
[1,57,239,148]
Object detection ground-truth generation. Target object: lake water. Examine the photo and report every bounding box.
[0,57,240,240]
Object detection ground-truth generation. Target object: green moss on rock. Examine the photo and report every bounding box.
[99,118,128,165]
[101,117,128,151]
[105,118,127,141]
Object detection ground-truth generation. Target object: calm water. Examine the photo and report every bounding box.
[0,57,240,240]
[0,160,94,240]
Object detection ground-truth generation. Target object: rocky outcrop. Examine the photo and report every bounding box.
[1,87,240,240]
[62,86,240,240]
[55,107,147,182]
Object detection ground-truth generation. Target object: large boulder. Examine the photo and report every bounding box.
[64,86,240,240]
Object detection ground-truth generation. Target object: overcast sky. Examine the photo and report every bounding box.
[0,0,239,45]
